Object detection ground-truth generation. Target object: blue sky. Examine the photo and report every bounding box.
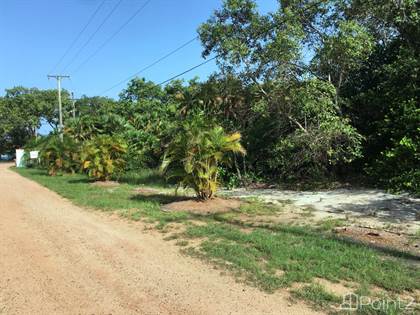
[0,0,277,100]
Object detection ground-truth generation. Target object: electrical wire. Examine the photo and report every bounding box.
[49,0,106,74]
[99,36,198,95]
[147,1,324,89]
[61,0,124,73]
[156,55,217,86]
[71,0,152,75]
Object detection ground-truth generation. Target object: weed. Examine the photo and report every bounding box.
[175,240,189,247]
[238,200,283,215]
[291,283,340,308]
[300,207,316,218]
[317,218,348,231]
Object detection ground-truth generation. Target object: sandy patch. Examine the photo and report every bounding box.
[162,197,242,214]
[133,187,164,195]
[90,180,120,187]
[334,226,420,256]
[222,188,420,234]
[314,278,353,296]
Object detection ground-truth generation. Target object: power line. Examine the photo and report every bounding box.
[151,2,323,88]
[61,0,124,73]
[49,0,106,74]
[156,56,217,86]
[104,55,217,95]
[99,36,198,95]
[96,0,321,97]
[71,0,153,75]
[101,55,216,98]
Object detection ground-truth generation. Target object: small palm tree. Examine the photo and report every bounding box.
[40,135,80,175]
[161,120,245,200]
[80,135,127,181]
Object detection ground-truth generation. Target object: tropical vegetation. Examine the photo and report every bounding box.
[161,116,245,199]
[80,135,127,181]
[1,0,418,196]
[4,1,419,312]
[39,135,80,176]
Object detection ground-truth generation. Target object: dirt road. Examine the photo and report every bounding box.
[0,163,318,315]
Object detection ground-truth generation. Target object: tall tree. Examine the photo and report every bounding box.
[198,0,363,179]
[0,87,61,152]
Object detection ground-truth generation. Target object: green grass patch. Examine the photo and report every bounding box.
[317,217,348,231]
[238,199,283,215]
[184,223,419,292]
[116,169,169,187]
[291,283,341,309]
[14,167,190,227]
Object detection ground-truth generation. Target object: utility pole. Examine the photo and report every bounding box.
[48,74,70,141]
[70,92,77,119]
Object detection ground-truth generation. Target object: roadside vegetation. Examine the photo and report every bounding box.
[161,118,246,200]
[15,167,420,314]
[1,0,419,195]
[3,0,420,313]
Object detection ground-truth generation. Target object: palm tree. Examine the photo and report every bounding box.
[161,120,245,200]
[80,135,127,181]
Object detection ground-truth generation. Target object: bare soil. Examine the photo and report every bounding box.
[0,163,318,315]
[162,197,242,214]
[133,187,165,195]
[90,180,120,187]
[334,226,420,256]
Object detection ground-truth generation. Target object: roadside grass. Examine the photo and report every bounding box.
[13,167,420,313]
[291,283,341,309]
[292,284,418,314]
[183,223,419,293]
[316,218,348,231]
[116,169,169,187]
[14,167,190,226]
[237,198,284,215]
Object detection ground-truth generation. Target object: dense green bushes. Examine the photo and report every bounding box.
[4,0,418,195]
[268,118,363,181]
[34,134,127,181]
[367,136,420,194]
[80,135,127,181]
[194,0,419,193]
[40,136,80,176]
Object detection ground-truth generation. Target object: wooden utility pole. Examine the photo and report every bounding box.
[47,74,70,141]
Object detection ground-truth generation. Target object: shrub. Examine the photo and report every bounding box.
[267,117,363,181]
[367,136,420,195]
[80,135,127,181]
[161,118,245,199]
[39,135,80,175]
